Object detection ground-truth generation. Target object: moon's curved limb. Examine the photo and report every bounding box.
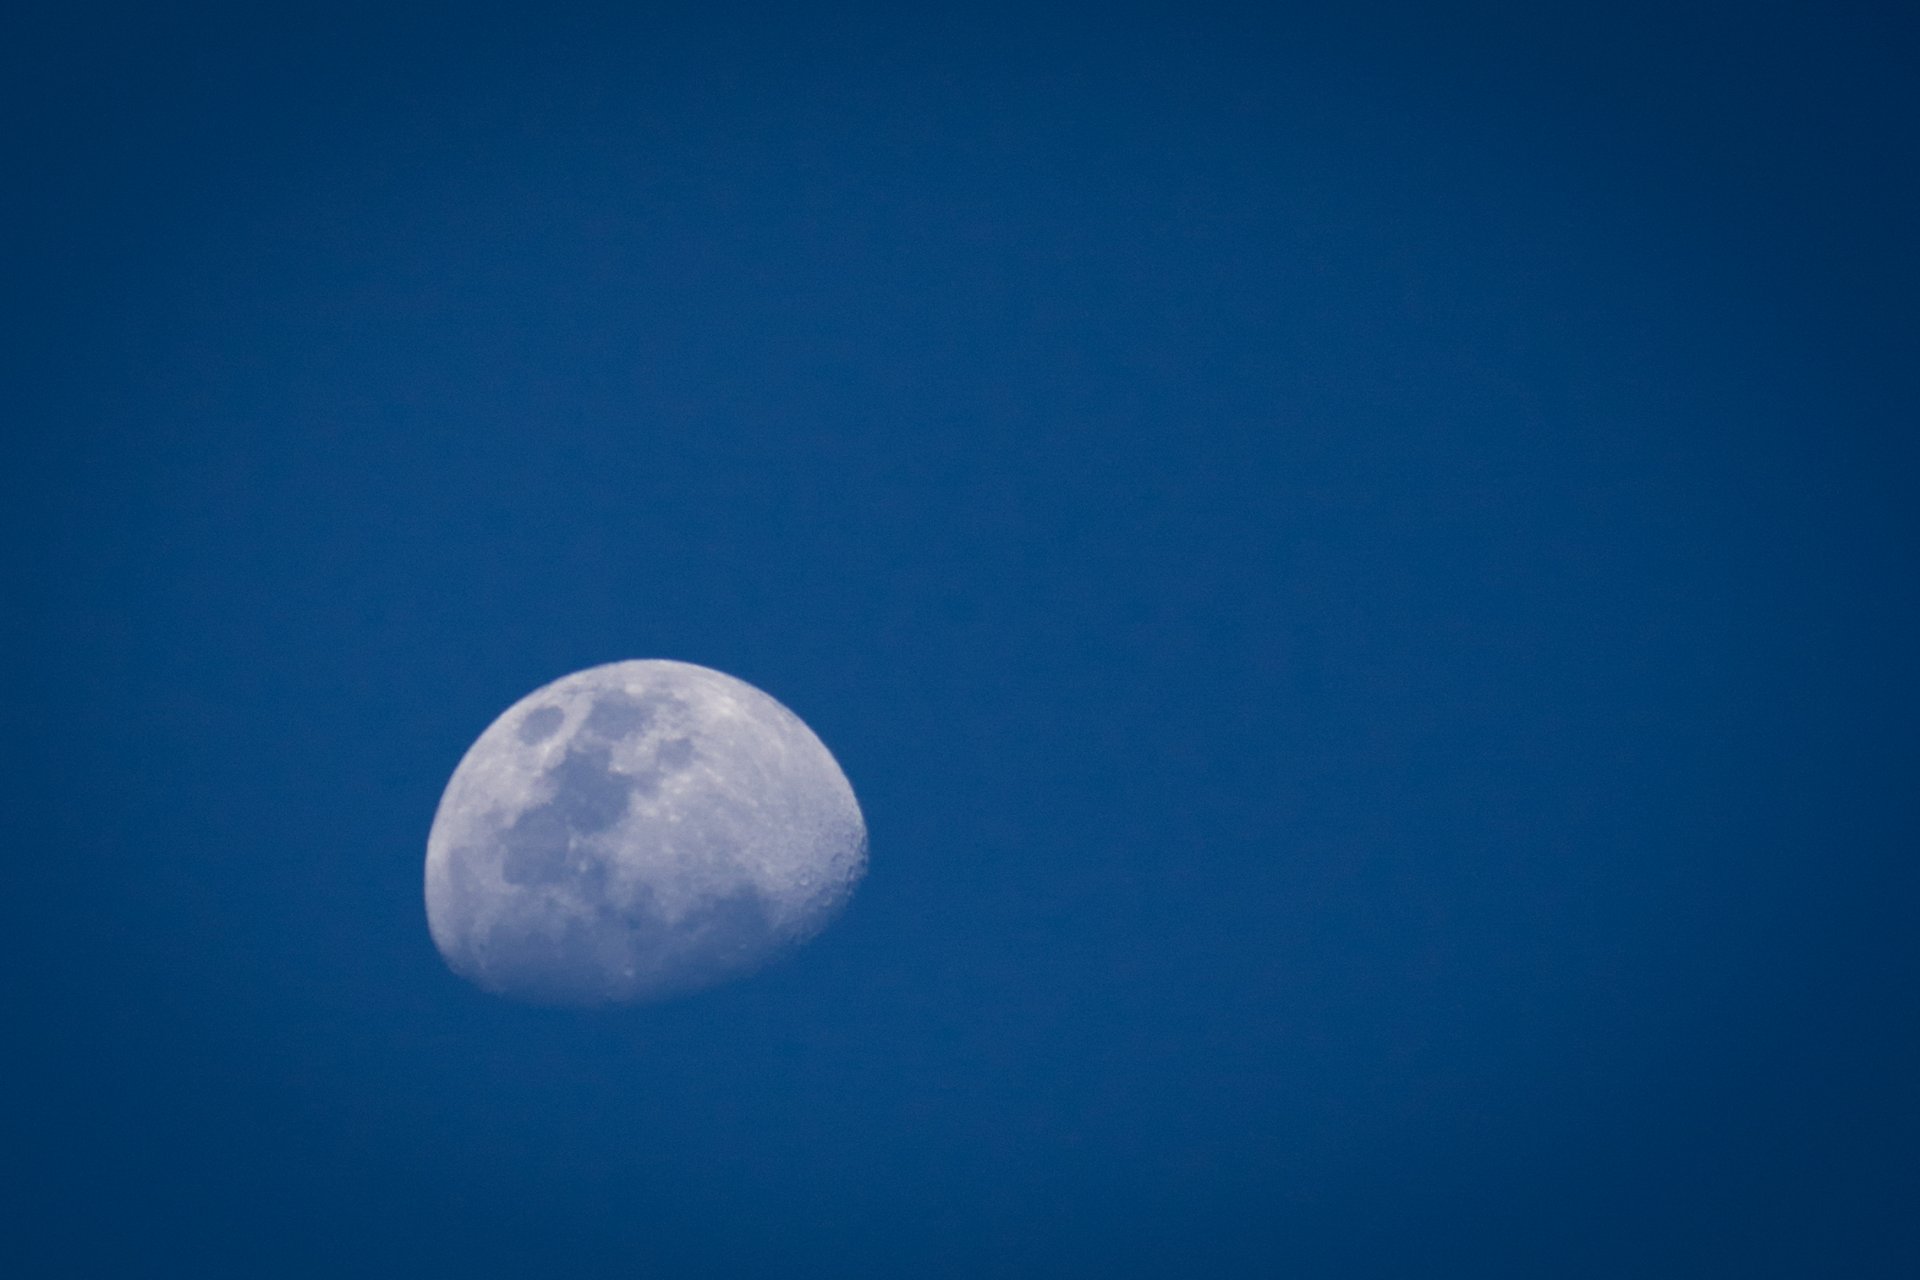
[425,660,867,1005]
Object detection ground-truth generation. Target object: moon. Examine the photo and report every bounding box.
[424,660,867,1005]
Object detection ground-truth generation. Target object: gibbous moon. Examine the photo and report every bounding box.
[425,660,867,1005]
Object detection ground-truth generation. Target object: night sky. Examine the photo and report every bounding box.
[9,3,1918,1274]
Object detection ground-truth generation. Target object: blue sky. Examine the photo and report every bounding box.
[9,3,1917,1275]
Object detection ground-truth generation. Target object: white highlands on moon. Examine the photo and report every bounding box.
[425,660,867,1005]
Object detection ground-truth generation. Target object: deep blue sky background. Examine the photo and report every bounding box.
[8,2,1917,1274]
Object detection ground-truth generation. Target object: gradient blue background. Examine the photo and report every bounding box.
[8,3,1917,1274]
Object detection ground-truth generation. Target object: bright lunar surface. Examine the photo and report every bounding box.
[425,660,867,1005]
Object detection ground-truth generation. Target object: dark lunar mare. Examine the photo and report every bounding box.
[474,688,756,1002]
[515,704,564,743]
